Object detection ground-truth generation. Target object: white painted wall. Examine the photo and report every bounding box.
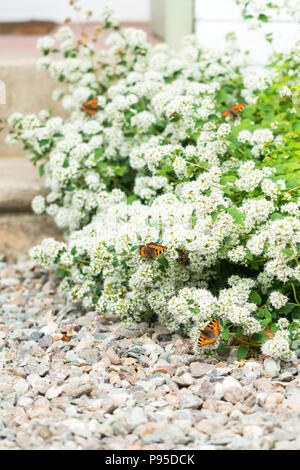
[195,0,300,64]
[0,0,151,22]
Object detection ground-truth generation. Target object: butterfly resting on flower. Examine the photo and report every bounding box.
[222,103,245,118]
[198,320,221,347]
[139,243,167,259]
[82,98,99,115]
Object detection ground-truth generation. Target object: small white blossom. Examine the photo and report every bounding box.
[269,291,288,310]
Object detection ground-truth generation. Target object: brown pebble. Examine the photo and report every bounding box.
[38,427,52,439]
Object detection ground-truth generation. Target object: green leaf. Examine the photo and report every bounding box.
[217,342,227,356]
[278,303,296,315]
[265,32,273,44]
[236,326,243,337]
[292,121,300,132]
[127,195,138,204]
[257,308,271,318]
[96,161,108,171]
[39,139,49,147]
[130,245,139,252]
[157,256,169,272]
[237,345,250,361]
[94,147,104,159]
[189,307,200,314]
[96,283,103,295]
[56,267,69,276]
[191,210,197,228]
[250,291,262,305]
[222,327,229,341]
[113,165,127,176]
[292,307,300,320]
[252,331,267,344]
[218,246,227,256]
[270,323,278,333]
[39,164,45,177]
[211,212,218,222]
[270,213,284,221]
[258,13,269,22]
[227,207,245,225]
[261,317,272,327]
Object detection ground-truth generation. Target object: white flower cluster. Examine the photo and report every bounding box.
[235,0,300,27]
[270,291,288,310]
[32,195,46,214]
[262,328,297,361]
[29,158,298,355]
[9,23,251,233]
[8,16,300,361]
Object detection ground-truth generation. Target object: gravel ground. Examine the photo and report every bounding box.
[0,257,300,450]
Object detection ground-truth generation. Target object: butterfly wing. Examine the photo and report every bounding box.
[140,245,148,258]
[84,98,98,108]
[204,320,220,337]
[140,245,155,259]
[140,243,167,259]
[83,108,97,115]
[177,249,190,265]
[222,103,245,117]
[146,243,167,257]
[82,98,98,114]
[229,103,245,116]
[198,333,216,347]
[230,103,245,113]
[198,320,220,347]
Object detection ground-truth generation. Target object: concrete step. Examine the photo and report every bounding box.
[0,213,63,262]
[0,55,66,158]
[0,157,63,261]
[0,157,47,211]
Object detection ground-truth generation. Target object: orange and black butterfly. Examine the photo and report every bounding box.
[222,103,245,118]
[82,98,98,114]
[139,243,167,259]
[198,320,220,347]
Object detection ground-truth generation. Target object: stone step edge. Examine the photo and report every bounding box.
[0,157,47,212]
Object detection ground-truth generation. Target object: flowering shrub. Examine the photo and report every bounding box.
[7,5,300,361]
[237,0,300,27]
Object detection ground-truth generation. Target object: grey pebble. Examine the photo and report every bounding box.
[263,358,280,377]
[179,394,203,409]
[1,257,300,451]
[38,335,53,349]
[71,383,93,399]
[279,370,296,382]
[28,330,44,342]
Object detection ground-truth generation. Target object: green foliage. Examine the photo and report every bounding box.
[237,345,250,360]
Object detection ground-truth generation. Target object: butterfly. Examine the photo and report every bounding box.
[222,103,245,118]
[177,249,190,266]
[82,98,99,114]
[139,243,167,259]
[198,320,221,347]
